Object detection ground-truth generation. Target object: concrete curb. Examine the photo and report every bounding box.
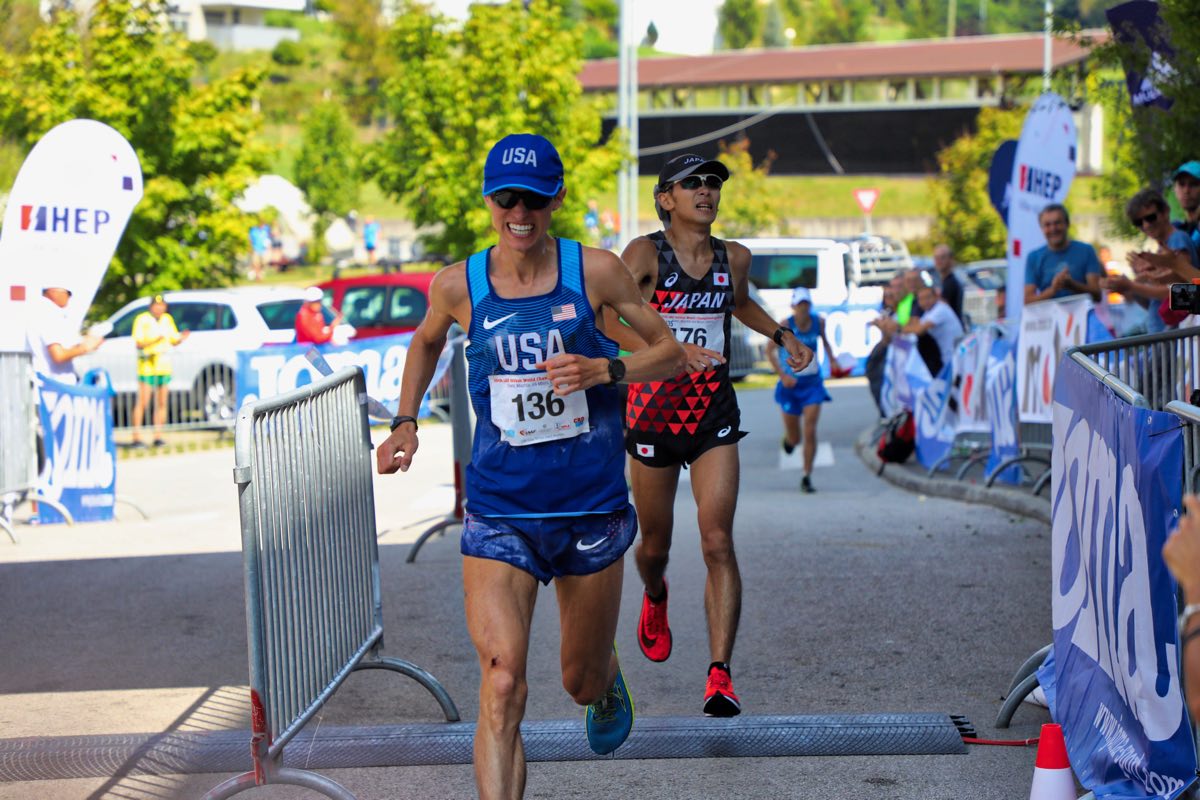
[855,425,1051,525]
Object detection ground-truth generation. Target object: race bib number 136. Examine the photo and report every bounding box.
[489,372,590,447]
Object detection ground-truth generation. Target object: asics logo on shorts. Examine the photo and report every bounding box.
[576,536,608,551]
[483,312,518,330]
[718,426,732,438]
[663,272,679,288]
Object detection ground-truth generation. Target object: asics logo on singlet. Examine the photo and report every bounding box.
[576,536,608,551]
[663,272,679,288]
[718,426,732,438]
[482,312,518,330]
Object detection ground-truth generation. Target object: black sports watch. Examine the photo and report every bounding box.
[607,357,626,385]
[390,415,418,432]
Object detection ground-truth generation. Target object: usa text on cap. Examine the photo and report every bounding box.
[483,134,564,198]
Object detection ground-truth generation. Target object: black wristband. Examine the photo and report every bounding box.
[390,415,418,432]
[773,327,789,346]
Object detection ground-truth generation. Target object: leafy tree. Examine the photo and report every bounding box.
[713,138,783,239]
[293,101,358,264]
[900,0,945,39]
[364,0,622,259]
[718,0,763,50]
[0,0,41,56]
[761,1,787,47]
[928,106,1025,261]
[0,0,267,318]
[809,0,871,44]
[328,0,395,122]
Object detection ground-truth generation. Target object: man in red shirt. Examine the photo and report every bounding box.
[294,286,343,344]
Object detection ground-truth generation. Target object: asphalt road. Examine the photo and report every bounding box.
[0,380,1055,799]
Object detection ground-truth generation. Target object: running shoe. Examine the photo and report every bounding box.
[781,438,795,456]
[703,664,741,717]
[801,475,815,494]
[586,651,634,755]
[637,581,672,662]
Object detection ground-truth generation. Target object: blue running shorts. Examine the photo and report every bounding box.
[774,379,831,416]
[461,504,638,585]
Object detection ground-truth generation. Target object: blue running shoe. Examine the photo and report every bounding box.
[585,652,634,755]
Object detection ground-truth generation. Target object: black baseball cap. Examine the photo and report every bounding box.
[655,154,730,193]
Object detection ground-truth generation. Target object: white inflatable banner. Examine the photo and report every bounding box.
[1005,93,1078,324]
[1017,295,1092,424]
[0,119,144,345]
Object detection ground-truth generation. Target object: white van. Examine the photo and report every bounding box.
[735,237,887,375]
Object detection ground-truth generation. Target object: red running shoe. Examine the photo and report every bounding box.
[703,664,741,717]
[637,581,672,662]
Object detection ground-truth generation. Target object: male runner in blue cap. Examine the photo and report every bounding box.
[377,133,684,799]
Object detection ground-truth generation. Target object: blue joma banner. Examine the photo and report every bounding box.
[1042,356,1194,799]
[236,333,452,418]
[36,372,116,524]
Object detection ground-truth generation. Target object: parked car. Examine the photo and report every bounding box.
[318,271,436,339]
[78,286,351,427]
[957,258,1007,328]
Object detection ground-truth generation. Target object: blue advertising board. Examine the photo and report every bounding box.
[1040,356,1194,799]
[35,371,117,524]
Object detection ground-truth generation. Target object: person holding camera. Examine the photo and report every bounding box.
[1103,189,1200,332]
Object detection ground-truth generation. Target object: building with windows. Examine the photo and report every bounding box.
[579,32,1106,175]
[169,0,304,51]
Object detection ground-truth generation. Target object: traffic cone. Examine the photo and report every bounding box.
[1029,723,1077,799]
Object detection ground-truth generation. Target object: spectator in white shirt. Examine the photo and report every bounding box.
[902,284,963,374]
[24,285,101,384]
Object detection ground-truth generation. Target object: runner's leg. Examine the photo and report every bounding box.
[556,557,624,703]
[131,382,150,443]
[802,403,822,475]
[463,555,538,800]
[687,444,741,664]
[781,411,800,452]
[631,460,682,598]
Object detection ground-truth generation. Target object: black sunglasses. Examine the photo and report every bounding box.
[490,189,554,211]
[1132,211,1160,227]
[667,174,724,191]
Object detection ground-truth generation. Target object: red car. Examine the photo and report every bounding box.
[318,271,436,339]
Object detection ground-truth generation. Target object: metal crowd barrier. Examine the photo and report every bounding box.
[0,351,74,541]
[205,365,459,800]
[407,335,471,563]
[984,420,1055,493]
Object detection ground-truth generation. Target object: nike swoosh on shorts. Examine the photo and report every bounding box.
[483,312,518,330]
[576,537,608,551]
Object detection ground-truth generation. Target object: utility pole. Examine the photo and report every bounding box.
[616,0,638,249]
[947,0,956,37]
[1043,0,1053,91]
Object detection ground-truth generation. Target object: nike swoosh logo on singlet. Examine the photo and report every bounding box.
[482,312,518,330]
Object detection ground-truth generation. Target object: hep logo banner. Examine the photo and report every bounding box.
[1017,164,1064,199]
[20,205,112,234]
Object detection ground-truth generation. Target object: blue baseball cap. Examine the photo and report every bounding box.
[482,134,564,198]
[1175,160,1200,181]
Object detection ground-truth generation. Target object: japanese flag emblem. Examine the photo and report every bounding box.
[636,443,654,457]
[714,273,729,286]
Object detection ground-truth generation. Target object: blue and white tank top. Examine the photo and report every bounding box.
[465,238,627,518]
[779,314,824,384]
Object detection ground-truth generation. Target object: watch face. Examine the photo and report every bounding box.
[609,358,625,383]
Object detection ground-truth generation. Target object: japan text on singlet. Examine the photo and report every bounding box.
[626,231,738,436]
[465,239,627,518]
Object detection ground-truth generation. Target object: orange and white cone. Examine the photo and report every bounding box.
[1029,723,1076,799]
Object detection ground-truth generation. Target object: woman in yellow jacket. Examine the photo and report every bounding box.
[131,295,189,447]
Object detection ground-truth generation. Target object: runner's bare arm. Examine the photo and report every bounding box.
[600,236,659,353]
[540,248,685,396]
[726,241,813,371]
[377,264,468,474]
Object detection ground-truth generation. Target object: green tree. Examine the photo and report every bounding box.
[718,0,763,50]
[928,106,1025,262]
[328,0,396,122]
[900,0,945,39]
[809,0,871,44]
[293,101,358,264]
[365,0,622,259]
[0,0,266,317]
[762,1,787,47]
[0,0,41,56]
[713,139,783,238]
